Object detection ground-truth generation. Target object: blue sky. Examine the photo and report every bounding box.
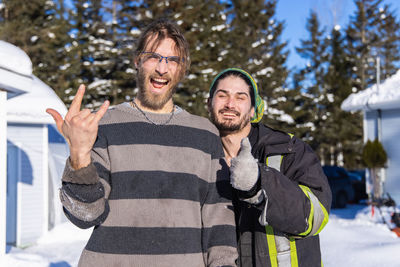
[276,0,400,70]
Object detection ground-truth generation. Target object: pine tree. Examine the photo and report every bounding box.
[285,71,316,142]
[227,0,289,129]
[375,4,400,80]
[295,11,328,156]
[346,0,383,92]
[0,0,71,96]
[323,26,363,168]
[64,0,121,108]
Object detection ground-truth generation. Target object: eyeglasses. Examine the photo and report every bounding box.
[140,52,184,66]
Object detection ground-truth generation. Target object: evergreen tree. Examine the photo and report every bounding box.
[295,11,328,156]
[285,71,316,142]
[375,4,400,80]
[0,0,71,96]
[346,0,382,92]
[65,0,123,108]
[323,26,363,168]
[227,0,289,129]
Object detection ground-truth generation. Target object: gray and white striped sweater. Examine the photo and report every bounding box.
[60,103,238,267]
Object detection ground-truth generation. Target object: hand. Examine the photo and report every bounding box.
[230,138,259,191]
[46,84,109,169]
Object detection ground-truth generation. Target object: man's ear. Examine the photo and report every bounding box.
[134,57,139,69]
[250,106,255,118]
[207,98,212,113]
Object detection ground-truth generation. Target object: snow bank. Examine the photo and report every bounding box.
[6,222,91,267]
[321,205,400,267]
[341,69,400,111]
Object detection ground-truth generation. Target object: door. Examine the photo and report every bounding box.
[6,145,18,245]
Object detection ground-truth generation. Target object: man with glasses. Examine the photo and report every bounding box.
[46,19,237,267]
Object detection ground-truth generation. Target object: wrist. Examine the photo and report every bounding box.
[235,176,261,199]
[69,150,91,170]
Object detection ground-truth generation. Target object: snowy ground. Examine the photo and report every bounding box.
[5,204,400,267]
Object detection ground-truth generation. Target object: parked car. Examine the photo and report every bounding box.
[322,166,355,208]
[347,169,368,203]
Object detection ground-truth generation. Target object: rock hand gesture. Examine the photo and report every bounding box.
[46,84,109,170]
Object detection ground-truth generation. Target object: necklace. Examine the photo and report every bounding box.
[130,99,175,126]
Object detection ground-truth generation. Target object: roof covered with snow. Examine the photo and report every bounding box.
[341,69,400,111]
[0,40,66,124]
[6,75,68,124]
[0,40,33,95]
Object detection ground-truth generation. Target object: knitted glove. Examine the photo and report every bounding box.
[230,138,259,191]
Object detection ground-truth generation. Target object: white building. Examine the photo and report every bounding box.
[0,40,33,263]
[0,41,68,250]
[342,70,400,204]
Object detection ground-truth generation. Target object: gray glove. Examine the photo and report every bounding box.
[230,138,259,191]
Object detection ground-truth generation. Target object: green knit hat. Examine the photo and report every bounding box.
[209,68,264,123]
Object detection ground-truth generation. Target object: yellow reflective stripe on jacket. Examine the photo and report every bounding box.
[265,225,299,267]
[298,185,329,237]
[265,225,278,267]
[289,238,299,267]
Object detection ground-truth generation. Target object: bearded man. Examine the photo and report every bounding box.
[208,68,332,267]
[46,19,238,267]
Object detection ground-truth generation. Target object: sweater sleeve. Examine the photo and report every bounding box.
[258,137,332,238]
[201,138,238,267]
[59,131,111,229]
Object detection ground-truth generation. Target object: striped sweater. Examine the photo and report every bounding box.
[60,103,238,267]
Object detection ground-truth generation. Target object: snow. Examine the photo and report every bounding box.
[5,222,91,267]
[5,204,400,266]
[6,76,68,124]
[341,69,400,111]
[321,205,400,267]
[0,41,33,96]
[0,40,32,76]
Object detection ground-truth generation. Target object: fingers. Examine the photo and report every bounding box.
[68,84,86,117]
[75,108,91,120]
[46,108,64,133]
[93,100,110,124]
[239,137,252,154]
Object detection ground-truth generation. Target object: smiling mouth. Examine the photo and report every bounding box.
[219,109,240,118]
[151,77,169,89]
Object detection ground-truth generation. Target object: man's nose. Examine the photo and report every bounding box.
[224,97,236,108]
[155,58,168,75]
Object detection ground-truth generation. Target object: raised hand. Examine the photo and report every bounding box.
[46,84,109,169]
[230,138,259,191]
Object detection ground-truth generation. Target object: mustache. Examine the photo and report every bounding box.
[150,73,171,81]
[218,108,240,116]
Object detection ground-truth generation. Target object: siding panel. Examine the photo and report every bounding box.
[381,109,400,203]
[7,123,46,245]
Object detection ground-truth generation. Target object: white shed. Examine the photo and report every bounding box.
[0,40,32,264]
[342,70,400,204]
[1,41,68,248]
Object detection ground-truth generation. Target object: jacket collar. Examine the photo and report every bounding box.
[248,123,294,158]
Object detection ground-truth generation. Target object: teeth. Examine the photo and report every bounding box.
[153,78,168,83]
[222,112,236,116]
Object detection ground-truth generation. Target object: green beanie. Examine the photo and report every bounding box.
[209,68,264,123]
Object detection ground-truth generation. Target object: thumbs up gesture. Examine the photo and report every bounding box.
[46,84,109,170]
[230,138,259,191]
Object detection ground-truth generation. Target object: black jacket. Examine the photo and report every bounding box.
[234,123,332,267]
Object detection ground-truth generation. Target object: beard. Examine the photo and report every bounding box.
[210,107,252,134]
[136,68,179,111]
